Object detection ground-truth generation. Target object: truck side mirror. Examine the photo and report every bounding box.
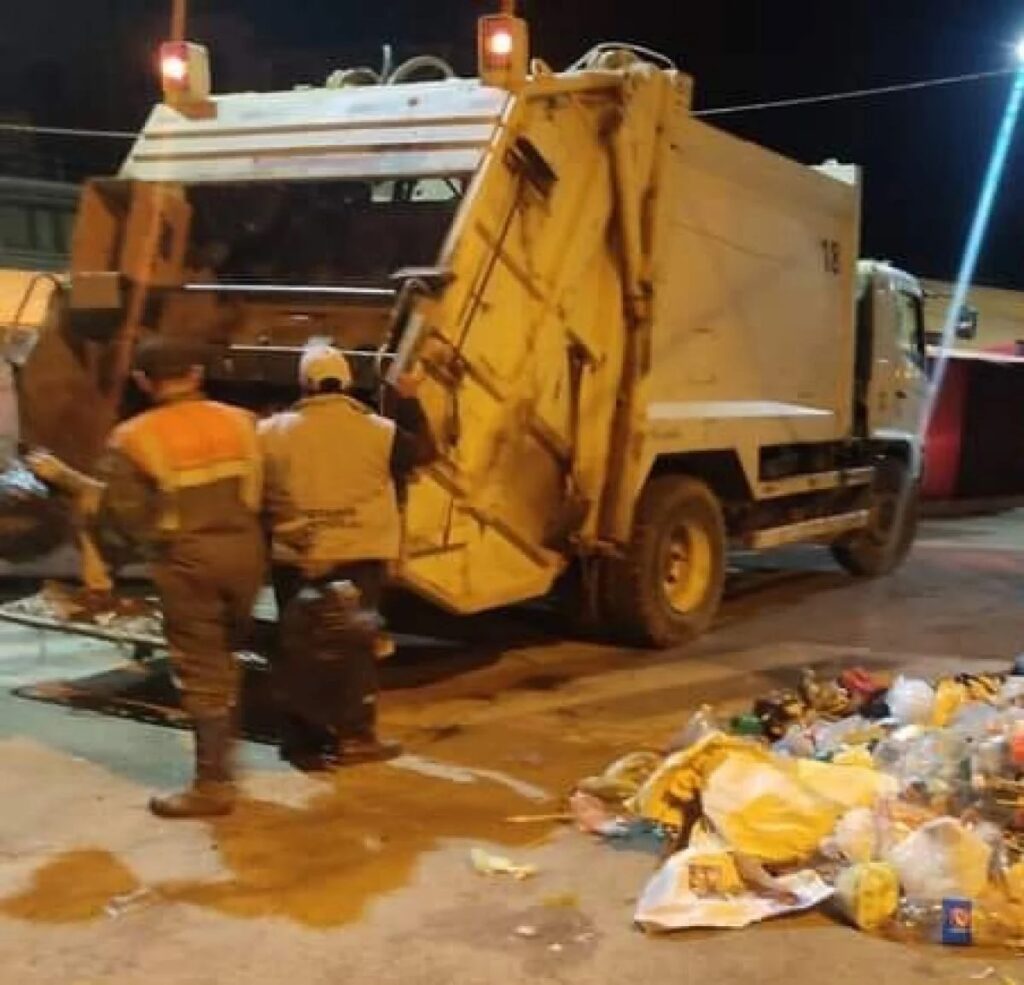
[955,306,979,341]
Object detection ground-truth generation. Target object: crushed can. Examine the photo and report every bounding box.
[941,898,973,946]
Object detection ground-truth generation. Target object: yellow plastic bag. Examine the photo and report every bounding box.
[1005,861,1024,902]
[932,679,968,727]
[794,759,897,811]
[628,734,774,828]
[701,756,840,864]
[831,746,875,769]
[835,862,900,930]
[630,734,894,864]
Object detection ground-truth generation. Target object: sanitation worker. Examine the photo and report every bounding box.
[28,336,265,819]
[259,344,436,770]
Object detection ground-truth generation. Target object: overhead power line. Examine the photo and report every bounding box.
[0,65,1019,142]
[694,67,1020,117]
[0,122,137,140]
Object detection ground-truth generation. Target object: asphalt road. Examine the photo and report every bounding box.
[0,514,1022,984]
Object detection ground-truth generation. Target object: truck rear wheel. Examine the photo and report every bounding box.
[605,476,726,648]
[831,457,918,577]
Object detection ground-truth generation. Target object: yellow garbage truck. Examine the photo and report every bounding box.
[8,12,928,646]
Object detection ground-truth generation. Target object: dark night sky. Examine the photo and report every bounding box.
[1,1,1023,287]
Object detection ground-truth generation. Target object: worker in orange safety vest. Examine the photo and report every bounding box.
[29,337,265,819]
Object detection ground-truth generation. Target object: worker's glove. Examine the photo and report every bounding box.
[26,450,75,488]
[392,367,426,399]
[26,450,103,508]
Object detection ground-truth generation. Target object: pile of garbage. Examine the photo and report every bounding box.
[0,461,71,561]
[571,663,1024,946]
[0,581,163,641]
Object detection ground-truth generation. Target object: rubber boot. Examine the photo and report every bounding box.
[150,715,236,819]
[332,700,402,767]
[279,714,334,772]
[333,732,404,766]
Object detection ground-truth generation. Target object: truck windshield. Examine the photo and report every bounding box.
[185,176,465,287]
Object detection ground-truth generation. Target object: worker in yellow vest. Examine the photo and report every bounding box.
[259,344,436,770]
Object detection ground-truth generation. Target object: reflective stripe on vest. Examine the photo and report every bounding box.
[112,400,260,532]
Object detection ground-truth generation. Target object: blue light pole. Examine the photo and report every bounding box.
[917,44,1024,448]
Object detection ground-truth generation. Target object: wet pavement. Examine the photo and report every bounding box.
[0,513,1023,983]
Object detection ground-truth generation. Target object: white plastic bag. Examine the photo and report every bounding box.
[636,845,833,932]
[887,677,936,726]
[830,807,880,864]
[886,817,992,899]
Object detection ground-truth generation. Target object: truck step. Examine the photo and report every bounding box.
[739,510,869,550]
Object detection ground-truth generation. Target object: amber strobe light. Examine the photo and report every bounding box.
[478,12,529,89]
[160,45,189,86]
[159,40,212,105]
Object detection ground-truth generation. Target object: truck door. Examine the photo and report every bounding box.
[869,273,927,452]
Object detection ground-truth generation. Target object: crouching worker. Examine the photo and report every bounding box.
[259,344,437,770]
[28,337,265,819]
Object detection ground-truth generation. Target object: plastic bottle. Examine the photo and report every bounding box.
[970,734,1008,792]
[885,899,939,943]
[887,898,1017,947]
[666,705,719,752]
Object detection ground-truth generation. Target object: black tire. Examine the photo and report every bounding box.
[831,456,918,577]
[603,476,726,648]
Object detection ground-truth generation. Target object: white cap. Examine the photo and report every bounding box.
[299,344,353,391]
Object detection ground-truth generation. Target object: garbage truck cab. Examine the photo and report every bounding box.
[11,10,926,647]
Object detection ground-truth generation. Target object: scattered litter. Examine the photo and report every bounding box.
[635,844,832,932]
[835,862,900,930]
[548,943,563,953]
[568,661,1024,947]
[362,835,384,853]
[570,791,631,837]
[887,818,991,900]
[887,676,936,727]
[578,751,662,806]
[514,924,538,939]
[505,813,573,825]
[667,705,720,752]
[470,847,538,881]
[970,970,1022,985]
[104,887,155,919]
[828,807,880,864]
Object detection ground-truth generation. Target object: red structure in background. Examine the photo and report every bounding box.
[922,356,970,500]
[923,347,1024,504]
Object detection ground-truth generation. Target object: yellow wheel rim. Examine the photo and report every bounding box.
[662,521,713,614]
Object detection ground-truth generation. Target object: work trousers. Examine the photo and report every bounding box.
[153,528,266,718]
[271,561,385,738]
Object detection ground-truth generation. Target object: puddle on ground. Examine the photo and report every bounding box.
[0,720,617,928]
[159,766,553,928]
[0,850,140,923]
[0,695,646,929]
